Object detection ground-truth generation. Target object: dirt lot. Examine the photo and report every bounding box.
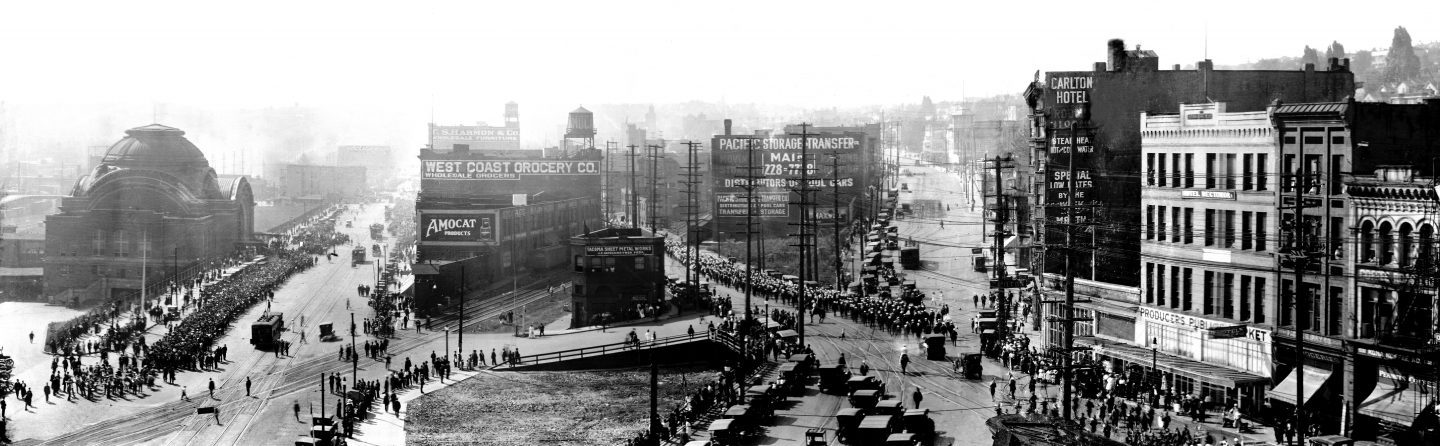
[406,368,715,446]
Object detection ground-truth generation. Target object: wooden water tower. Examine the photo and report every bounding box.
[564,106,596,157]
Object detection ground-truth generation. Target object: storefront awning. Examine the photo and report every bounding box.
[1095,341,1268,388]
[1360,377,1436,426]
[1267,367,1332,406]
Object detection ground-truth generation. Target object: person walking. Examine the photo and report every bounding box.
[208,378,216,399]
[990,380,997,400]
[294,401,302,422]
[912,387,924,409]
[181,387,190,402]
[900,353,910,374]
[245,377,252,397]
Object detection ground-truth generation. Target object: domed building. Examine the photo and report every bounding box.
[44,124,255,305]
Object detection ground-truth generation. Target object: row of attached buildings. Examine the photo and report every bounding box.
[1024,39,1440,444]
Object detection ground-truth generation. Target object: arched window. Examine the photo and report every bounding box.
[1400,223,1415,267]
[1380,222,1395,265]
[1361,221,1376,263]
[1420,224,1435,269]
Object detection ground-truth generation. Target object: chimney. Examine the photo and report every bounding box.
[1304,63,1315,72]
[1327,57,1340,71]
[1173,64,1181,70]
[1107,39,1127,72]
[723,119,732,136]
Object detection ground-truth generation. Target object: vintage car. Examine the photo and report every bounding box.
[849,389,882,410]
[818,364,852,394]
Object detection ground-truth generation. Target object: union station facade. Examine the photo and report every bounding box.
[44,124,255,305]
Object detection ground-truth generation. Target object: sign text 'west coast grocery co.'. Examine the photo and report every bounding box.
[421,160,601,180]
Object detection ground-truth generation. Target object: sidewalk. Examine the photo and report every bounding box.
[347,369,481,445]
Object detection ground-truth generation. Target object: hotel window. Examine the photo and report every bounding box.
[1183,208,1194,244]
[1171,207,1181,242]
[1146,206,1155,240]
[1242,154,1253,190]
[1203,271,1215,315]
[1239,276,1252,321]
[1257,154,1268,191]
[1255,277,1267,324]
[1241,211,1253,250]
[1204,209,1216,246]
[1158,153,1167,187]
[1184,154,1195,187]
[1223,273,1235,319]
[1205,154,1217,188]
[1171,265,1181,308]
[1182,268,1193,311]
[1147,154,1156,186]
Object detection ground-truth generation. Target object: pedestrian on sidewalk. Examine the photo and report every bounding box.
[246,377,252,397]
[294,401,301,422]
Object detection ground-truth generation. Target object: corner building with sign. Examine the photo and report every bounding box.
[568,227,665,328]
[1023,41,1353,288]
[412,140,603,316]
[1126,103,1276,415]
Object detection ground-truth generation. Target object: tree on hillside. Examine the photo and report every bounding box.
[1383,26,1422,83]
[1326,41,1347,61]
[1301,46,1321,67]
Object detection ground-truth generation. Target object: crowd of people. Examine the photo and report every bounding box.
[664,237,961,348]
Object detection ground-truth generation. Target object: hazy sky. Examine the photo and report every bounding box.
[0,0,1434,130]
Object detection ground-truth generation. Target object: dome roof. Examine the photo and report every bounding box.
[101,124,209,167]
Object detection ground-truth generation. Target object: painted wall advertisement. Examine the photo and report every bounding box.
[711,134,866,219]
[419,213,496,243]
[1045,73,1096,224]
[421,159,602,180]
[431,124,522,153]
[585,245,655,257]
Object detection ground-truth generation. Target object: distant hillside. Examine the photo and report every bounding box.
[1218,32,1440,91]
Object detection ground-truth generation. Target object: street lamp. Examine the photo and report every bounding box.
[1150,336,1159,395]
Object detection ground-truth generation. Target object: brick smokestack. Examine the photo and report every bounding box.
[1107,38,1127,72]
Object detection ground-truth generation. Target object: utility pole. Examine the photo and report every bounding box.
[605,140,616,223]
[1036,115,1094,423]
[628,144,639,229]
[683,141,703,314]
[648,144,662,233]
[458,264,465,359]
[831,153,844,291]
[988,154,1016,343]
[788,124,816,346]
[1279,122,1321,446]
[737,137,763,362]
